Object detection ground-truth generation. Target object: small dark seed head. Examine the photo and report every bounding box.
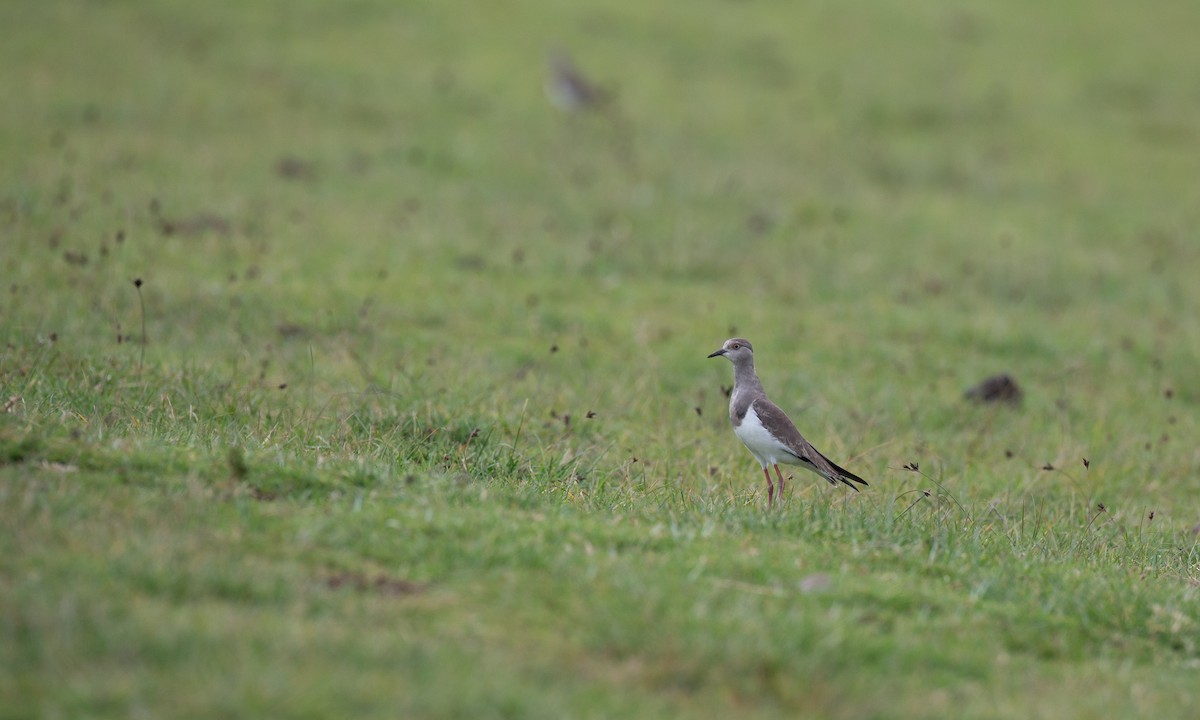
[133,278,143,288]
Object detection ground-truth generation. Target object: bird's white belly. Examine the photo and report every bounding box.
[733,405,793,467]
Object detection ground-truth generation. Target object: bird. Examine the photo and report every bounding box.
[708,338,868,506]
[544,49,609,114]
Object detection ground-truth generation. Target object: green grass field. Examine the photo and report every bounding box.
[3,1,1199,717]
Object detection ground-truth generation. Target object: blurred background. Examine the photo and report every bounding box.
[3,0,1198,483]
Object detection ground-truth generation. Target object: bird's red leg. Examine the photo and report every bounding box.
[773,464,786,501]
[762,467,774,507]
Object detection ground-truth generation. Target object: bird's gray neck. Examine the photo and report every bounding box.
[728,360,764,422]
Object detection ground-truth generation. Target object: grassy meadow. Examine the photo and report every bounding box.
[3,0,1199,717]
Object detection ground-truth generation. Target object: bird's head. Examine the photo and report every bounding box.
[707,338,754,363]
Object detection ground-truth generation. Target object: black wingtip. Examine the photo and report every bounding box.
[832,463,869,491]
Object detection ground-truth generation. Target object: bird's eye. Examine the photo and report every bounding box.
[730,343,740,349]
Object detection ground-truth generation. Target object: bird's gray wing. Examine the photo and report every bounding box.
[751,397,868,490]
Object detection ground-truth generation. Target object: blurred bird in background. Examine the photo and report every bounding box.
[544,49,610,114]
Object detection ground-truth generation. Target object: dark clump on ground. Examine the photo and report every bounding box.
[964,373,1022,404]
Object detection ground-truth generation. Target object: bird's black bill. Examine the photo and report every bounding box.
[707,349,726,358]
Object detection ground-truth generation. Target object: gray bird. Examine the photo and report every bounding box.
[544,50,609,113]
[708,338,868,506]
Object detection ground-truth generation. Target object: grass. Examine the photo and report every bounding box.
[3,0,1199,717]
